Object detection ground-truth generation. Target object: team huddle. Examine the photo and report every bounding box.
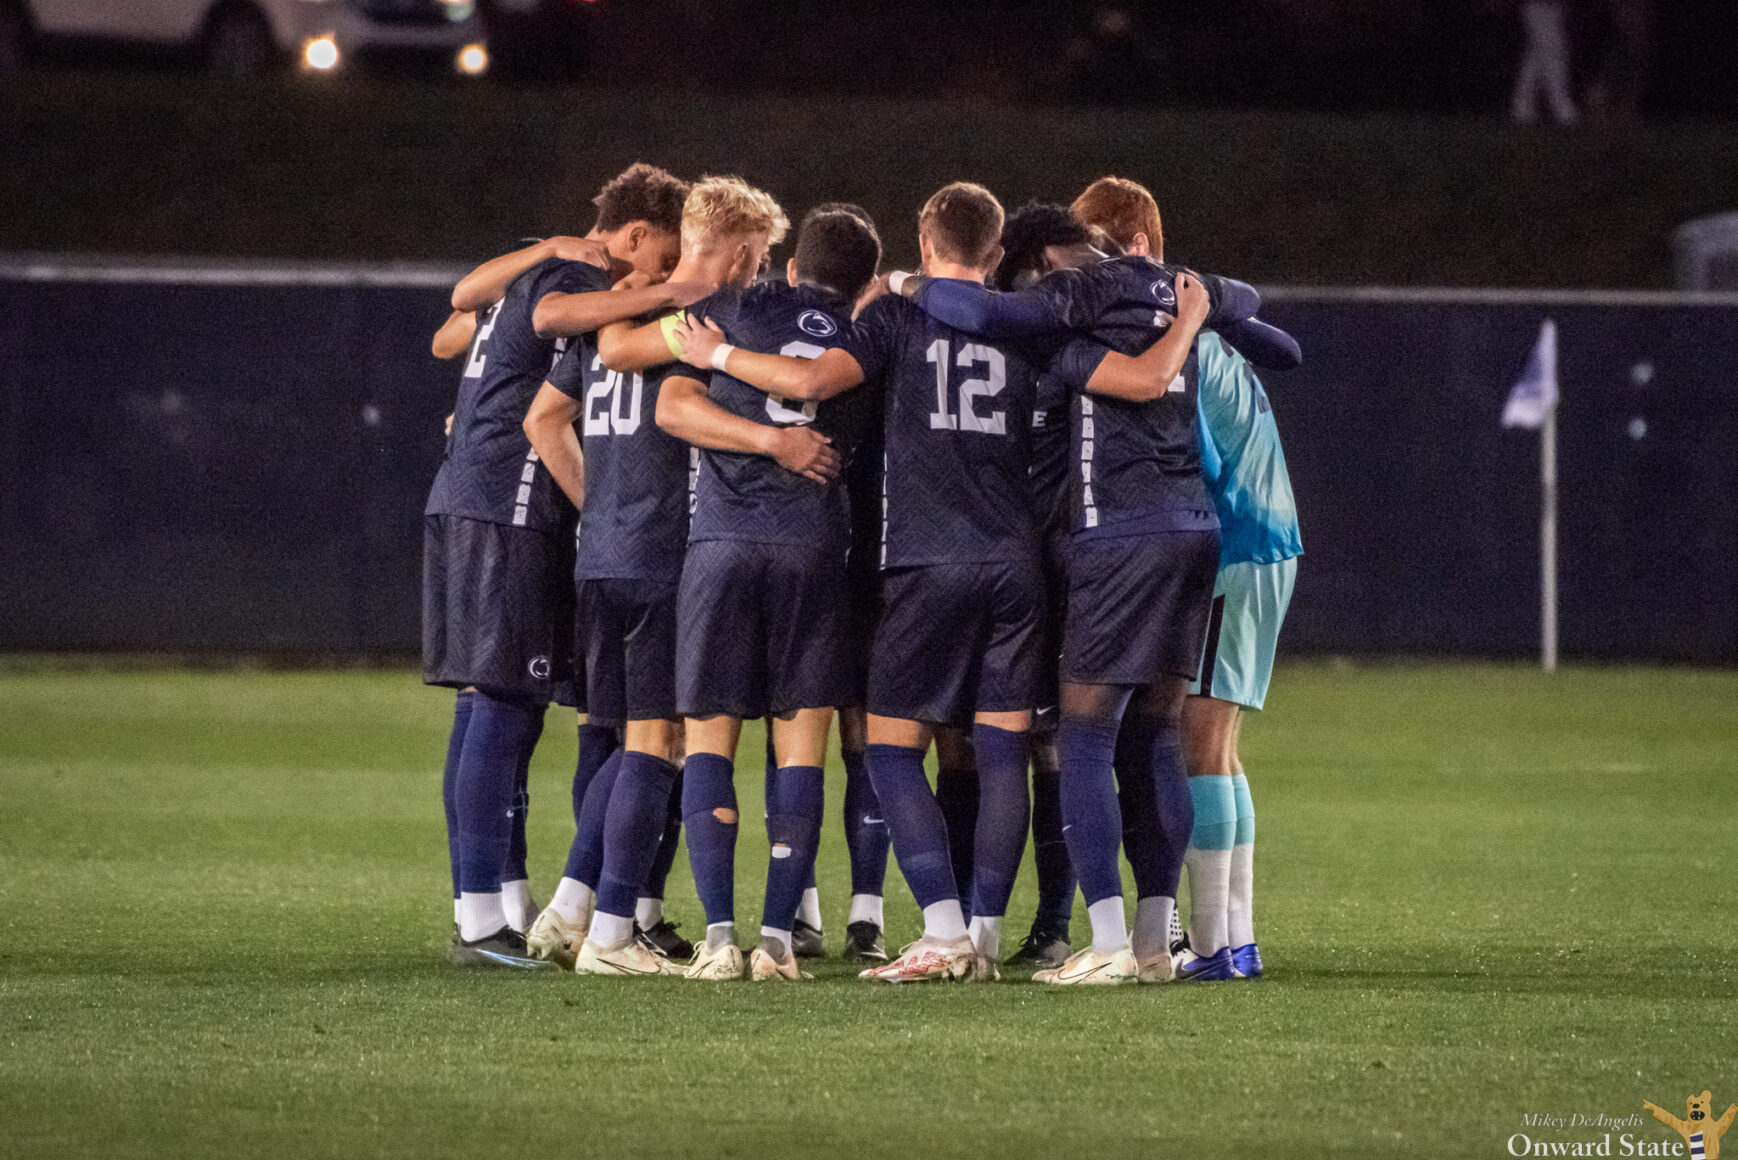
[423,164,1302,985]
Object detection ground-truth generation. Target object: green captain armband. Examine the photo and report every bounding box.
[659,311,688,360]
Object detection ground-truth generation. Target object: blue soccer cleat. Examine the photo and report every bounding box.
[1173,945,1237,983]
[1230,943,1264,979]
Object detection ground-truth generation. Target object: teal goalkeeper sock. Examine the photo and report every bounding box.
[1183,775,1237,956]
[1228,773,1256,947]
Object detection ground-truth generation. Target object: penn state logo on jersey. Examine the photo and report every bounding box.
[1148,278,1177,309]
[527,655,551,680]
[797,309,838,338]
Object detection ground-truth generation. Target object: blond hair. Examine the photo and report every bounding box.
[681,175,790,252]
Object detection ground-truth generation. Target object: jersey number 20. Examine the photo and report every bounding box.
[584,356,643,436]
[926,339,1007,434]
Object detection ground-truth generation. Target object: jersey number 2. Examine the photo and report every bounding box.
[926,339,1007,434]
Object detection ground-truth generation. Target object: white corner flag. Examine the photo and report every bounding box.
[1504,319,1559,673]
[1503,318,1559,429]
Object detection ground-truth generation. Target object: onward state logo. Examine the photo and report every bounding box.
[1507,1091,1736,1158]
[797,309,838,338]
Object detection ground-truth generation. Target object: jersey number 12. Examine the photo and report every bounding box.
[926,339,1007,434]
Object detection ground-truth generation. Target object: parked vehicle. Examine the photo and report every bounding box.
[1,0,489,76]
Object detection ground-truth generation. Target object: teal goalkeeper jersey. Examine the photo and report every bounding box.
[1195,332,1303,567]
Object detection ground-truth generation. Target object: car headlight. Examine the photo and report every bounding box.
[302,36,340,69]
[456,42,488,75]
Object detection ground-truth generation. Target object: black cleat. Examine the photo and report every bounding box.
[791,919,826,958]
[840,920,887,963]
[448,926,556,970]
[1004,924,1071,970]
[635,919,694,961]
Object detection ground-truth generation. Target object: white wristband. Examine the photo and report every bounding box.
[710,343,736,372]
[887,271,911,295]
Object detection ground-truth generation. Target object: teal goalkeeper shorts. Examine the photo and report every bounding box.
[1190,557,1297,711]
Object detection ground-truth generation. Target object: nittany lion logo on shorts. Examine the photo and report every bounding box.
[798,310,838,338]
[527,656,551,680]
[1149,279,1177,309]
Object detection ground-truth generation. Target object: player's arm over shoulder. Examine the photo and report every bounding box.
[537,270,711,343]
[598,290,733,372]
[907,271,1072,338]
[1076,271,1211,401]
[669,313,864,400]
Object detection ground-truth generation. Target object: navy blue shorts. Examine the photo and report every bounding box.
[1034,529,1069,719]
[1061,528,1219,686]
[839,564,880,708]
[867,556,1044,725]
[422,514,575,703]
[574,576,680,726]
[676,538,851,719]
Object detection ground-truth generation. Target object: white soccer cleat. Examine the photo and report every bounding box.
[860,935,977,983]
[574,937,684,977]
[525,906,586,971]
[684,940,746,981]
[1137,949,1176,984]
[748,945,810,982]
[1033,946,1140,986]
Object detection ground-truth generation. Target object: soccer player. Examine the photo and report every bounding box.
[602,197,879,982]
[1174,331,1301,983]
[984,200,1123,968]
[424,163,688,969]
[892,177,1251,984]
[518,175,794,976]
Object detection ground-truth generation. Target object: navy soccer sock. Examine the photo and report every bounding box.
[561,747,623,887]
[1056,714,1125,906]
[641,766,684,902]
[594,751,682,926]
[682,752,739,927]
[1030,765,1076,931]
[866,743,959,910]
[455,693,544,901]
[935,758,979,922]
[842,746,890,898]
[442,689,477,905]
[762,765,826,937]
[969,723,1031,921]
[572,721,619,831]
[1117,714,1192,901]
[501,707,545,884]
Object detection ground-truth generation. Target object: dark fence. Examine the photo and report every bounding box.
[4,259,1736,661]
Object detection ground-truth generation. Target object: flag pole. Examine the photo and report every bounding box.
[1540,396,1558,673]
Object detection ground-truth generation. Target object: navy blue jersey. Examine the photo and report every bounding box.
[913,255,1251,342]
[684,282,865,550]
[1029,370,1071,537]
[425,257,608,531]
[549,342,693,583]
[844,294,1044,568]
[1048,327,1216,538]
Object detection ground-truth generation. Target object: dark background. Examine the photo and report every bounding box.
[3,272,1732,662]
[4,75,1737,289]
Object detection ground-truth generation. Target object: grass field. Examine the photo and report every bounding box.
[2,661,1735,1159]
